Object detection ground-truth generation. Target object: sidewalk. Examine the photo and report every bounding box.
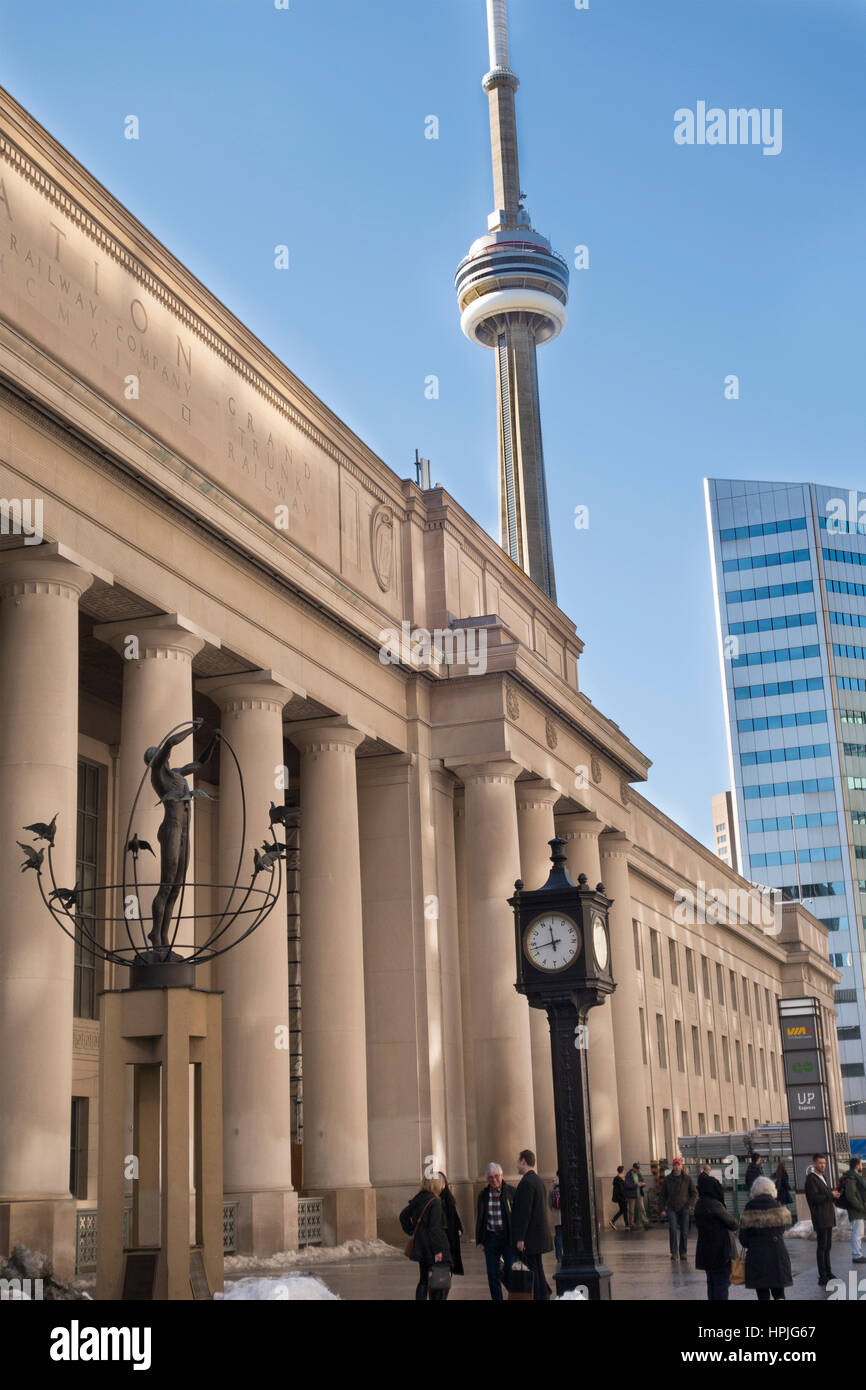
[225,1223,861,1301]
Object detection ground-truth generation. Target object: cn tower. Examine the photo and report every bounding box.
[455,0,569,603]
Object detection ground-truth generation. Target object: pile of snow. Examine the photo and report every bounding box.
[0,1245,92,1300]
[555,1288,589,1301]
[788,1213,850,1239]
[224,1237,401,1274]
[217,1274,339,1301]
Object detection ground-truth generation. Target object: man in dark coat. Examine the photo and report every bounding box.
[660,1158,697,1262]
[511,1149,553,1300]
[475,1162,516,1301]
[804,1153,839,1286]
[745,1155,763,1192]
[694,1170,738,1301]
[738,1176,793,1300]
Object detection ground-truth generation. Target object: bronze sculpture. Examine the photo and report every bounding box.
[144,718,219,949]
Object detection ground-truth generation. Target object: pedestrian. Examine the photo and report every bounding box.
[804,1153,840,1287]
[399,1174,452,1301]
[438,1171,465,1279]
[548,1171,563,1261]
[694,1169,738,1301]
[624,1161,649,1229]
[512,1149,553,1300]
[840,1155,866,1264]
[474,1162,516,1301]
[773,1162,792,1208]
[610,1166,630,1231]
[660,1157,697,1262]
[744,1154,763,1192]
[738,1175,793,1301]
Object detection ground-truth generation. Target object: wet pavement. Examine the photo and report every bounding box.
[225,1222,864,1301]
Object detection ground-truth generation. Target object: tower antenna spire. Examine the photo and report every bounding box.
[454,0,569,602]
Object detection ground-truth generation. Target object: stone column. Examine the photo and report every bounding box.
[198,671,297,1256]
[557,813,622,1190]
[0,546,97,1277]
[515,780,560,1180]
[94,615,211,956]
[453,760,535,1178]
[290,720,375,1243]
[599,833,645,1166]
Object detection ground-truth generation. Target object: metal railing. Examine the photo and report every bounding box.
[297,1197,323,1247]
[75,1201,240,1273]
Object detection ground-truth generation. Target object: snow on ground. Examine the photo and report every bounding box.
[788,1214,849,1239]
[224,1237,402,1274]
[217,1274,339,1301]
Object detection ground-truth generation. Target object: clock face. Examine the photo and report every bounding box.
[592,914,609,971]
[524,913,581,972]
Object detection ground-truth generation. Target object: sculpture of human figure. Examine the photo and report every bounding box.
[143,718,220,949]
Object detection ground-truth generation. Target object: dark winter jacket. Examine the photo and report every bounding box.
[738,1196,793,1290]
[774,1168,792,1206]
[744,1161,763,1191]
[842,1168,866,1220]
[511,1169,553,1255]
[695,1196,738,1273]
[475,1182,516,1245]
[805,1170,837,1230]
[440,1183,465,1276]
[661,1171,697,1213]
[624,1168,645,1199]
[399,1191,451,1268]
[612,1175,628,1205]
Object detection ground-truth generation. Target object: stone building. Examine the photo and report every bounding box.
[0,85,846,1278]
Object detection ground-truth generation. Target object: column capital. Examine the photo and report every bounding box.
[599,830,631,860]
[0,542,106,600]
[448,757,521,788]
[94,613,217,663]
[197,669,302,714]
[556,811,606,841]
[289,717,368,755]
[515,778,561,811]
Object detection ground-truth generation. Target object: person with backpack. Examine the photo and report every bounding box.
[841,1155,866,1263]
[624,1162,649,1229]
[610,1166,630,1231]
[548,1171,563,1261]
[399,1174,452,1300]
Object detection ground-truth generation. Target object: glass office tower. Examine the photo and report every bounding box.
[705,477,866,1134]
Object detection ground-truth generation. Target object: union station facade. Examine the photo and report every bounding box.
[0,89,848,1277]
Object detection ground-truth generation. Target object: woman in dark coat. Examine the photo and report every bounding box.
[738,1176,793,1300]
[694,1171,739,1301]
[438,1172,465,1277]
[399,1176,452,1301]
[774,1163,792,1207]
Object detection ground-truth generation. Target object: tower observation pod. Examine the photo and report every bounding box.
[455,0,569,603]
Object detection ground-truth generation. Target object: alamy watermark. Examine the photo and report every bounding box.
[378,621,487,675]
[0,497,43,545]
[674,103,782,157]
[674,880,781,935]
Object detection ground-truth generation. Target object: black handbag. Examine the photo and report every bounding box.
[428,1262,452,1293]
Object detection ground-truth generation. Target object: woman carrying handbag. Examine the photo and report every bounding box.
[694,1169,739,1300]
[738,1175,793,1301]
[399,1175,453,1301]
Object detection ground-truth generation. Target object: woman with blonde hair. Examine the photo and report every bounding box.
[399,1173,453,1300]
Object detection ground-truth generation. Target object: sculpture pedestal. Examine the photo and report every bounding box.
[96,986,223,1301]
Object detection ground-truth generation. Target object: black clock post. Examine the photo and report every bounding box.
[509,835,615,1300]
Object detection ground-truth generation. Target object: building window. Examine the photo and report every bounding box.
[707,1031,717,1080]
[74,759,102,1020]
[741,1116,748,1131]
[722,1035,731,1082]
[715,963,725,1006]
[698,1113,706,1135]
[633,920,641,970]
[681,1110,690,1138]
[748,1044,757,1087]
[673,1019,684,1071]
[760,1048,767,1091]
[668,940,679,987]
[735,1039,744,1085]
[70,1097,89,1199]
[754,983,762,1021]
[650,930,661,979]
[656,1014,667,1068]
[729,971,738,1011]
[840,1063,866,1078]
[713,1113,721,1131]
[701,956,711,998]
[728,1115,735,1131]
[639,1008,648,1065]
[770,1052,778,1092]
[663,1109,673,1159]
[691,1025,702,1075]
[764,987,772,1020]
[742,978,750,1016]
[686,948,696,993]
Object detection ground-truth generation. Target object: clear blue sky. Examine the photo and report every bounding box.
[2,0,864,848]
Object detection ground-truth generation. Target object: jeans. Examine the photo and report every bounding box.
[706,1267,730,1301]
[667,1207,690,1256]
[554,1223,563,1261]
[483,1233,513,1301]
[815,1226,833,1282]
[852,1217,864,1260]
[628,1194,648,1228]
[611,1201,630,1229]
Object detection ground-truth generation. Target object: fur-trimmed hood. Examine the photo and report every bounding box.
[739,1199,792,1232]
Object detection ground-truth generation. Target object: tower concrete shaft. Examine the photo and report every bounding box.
[455,0,568,603]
